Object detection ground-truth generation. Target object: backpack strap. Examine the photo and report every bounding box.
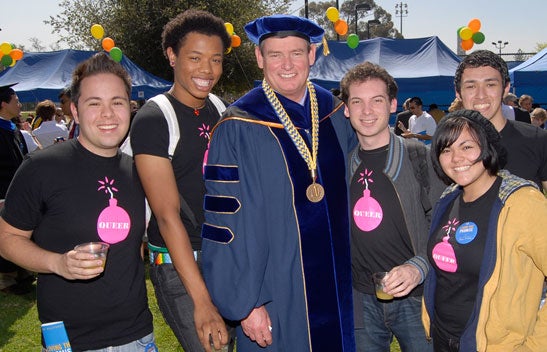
[208,93,227,116]
[404,139,432,214]
[149,94,179,160]
[405,139,430,193]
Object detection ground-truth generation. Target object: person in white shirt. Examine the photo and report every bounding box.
[398,96,437,145]
[13,118,41,152]
[32,99,68,148]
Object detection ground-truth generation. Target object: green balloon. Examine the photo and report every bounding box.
[347,34,359,49]
[1,54,13,67]
[109,47,123,62]
[472,31,485,44]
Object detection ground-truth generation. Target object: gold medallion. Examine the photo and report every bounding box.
[306,182,325,203]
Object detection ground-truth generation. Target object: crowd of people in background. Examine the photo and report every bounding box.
[0,10,546,352]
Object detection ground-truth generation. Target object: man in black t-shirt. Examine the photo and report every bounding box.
[0,54,155,351]
[341,62,443,351]
[128,9,232,352]
[455,50,547,191]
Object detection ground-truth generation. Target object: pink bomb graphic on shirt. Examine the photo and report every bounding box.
[96,177,131,244]
[199,123,211,175]
[432,218,459,272]
[353,169,383,231]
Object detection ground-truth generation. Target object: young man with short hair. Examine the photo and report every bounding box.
[0,53,155,351]
[129,9,232,351]
[454,50,547,191]
[340,61,443,352]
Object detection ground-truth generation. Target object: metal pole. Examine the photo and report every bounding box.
[400,6,403,35]
[336,0,339,40]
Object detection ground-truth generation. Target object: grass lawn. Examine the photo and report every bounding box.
[0,264,400,351]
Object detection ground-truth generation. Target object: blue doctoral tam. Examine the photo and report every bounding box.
[244,14,324,45]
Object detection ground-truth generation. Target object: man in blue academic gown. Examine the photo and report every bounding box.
[201,15,356,351]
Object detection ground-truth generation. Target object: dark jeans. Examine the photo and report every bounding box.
[354,289,432,352]
[149,260,235,351]
[432,324,460,352]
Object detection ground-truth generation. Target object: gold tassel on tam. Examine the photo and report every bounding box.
[322,36,330,56]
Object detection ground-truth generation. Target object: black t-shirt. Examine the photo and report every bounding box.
[1,140,152,350]
[350,146,418,296]
[130,93,222,249]
[500,120,547,190]
[427,177,501,341]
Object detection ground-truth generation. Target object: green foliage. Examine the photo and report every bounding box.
[0,274,182,350]
[536,42,547,52]
[300,0,402,41]
[0,274,402,351]
[514,49,532,62]
[44,0,291,98]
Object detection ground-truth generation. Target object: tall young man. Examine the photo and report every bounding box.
[129,10,231,352]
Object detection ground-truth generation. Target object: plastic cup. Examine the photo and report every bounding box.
[74,242,109,268]
[210,344,228,352]
[372,271,393,301]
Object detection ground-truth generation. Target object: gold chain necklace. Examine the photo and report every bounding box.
[262,79,324,202]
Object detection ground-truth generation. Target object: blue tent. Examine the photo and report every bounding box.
[509,47,547,105]
[0,49,172,103]
[310,36,462,109]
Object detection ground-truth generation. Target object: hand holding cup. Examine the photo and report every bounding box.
[74,242,109,269]
[372,271,394,301]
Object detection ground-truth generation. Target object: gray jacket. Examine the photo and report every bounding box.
[349,132,445,283]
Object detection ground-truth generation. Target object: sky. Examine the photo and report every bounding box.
[2,0,546,55]
[289,0,545,55]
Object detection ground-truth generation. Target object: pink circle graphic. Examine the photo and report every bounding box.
[432,236,458,272]
[97,198,131,244]
[353,189,383,232]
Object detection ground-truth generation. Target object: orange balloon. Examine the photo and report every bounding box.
[9,48,23,61]
[102,37,115,52]
[461,38,474,51]
[468,18,481,33]
[334,19,348,36]
[231,34,241,48]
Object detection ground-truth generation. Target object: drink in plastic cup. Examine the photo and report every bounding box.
[372,271,393,301]
[209,333,229,352]
[210,344,228,352]
[74,242,109,268]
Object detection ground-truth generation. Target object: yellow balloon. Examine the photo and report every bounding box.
[0,42,13,55]
[91,24,105,40]
[225,22,234,35]
[326,7,340,22]
[459,27,473,41]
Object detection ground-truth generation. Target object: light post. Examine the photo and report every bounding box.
[354,3,372,38]
[394,2,408,36]
[367,19,380,39]
[492,40,509,56]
